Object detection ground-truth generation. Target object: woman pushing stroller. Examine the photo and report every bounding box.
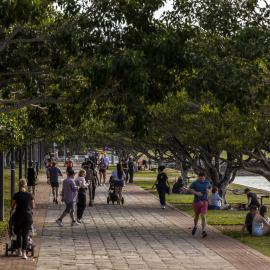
[11,179,35,260]
[111,163,126,204]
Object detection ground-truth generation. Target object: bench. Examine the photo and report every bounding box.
[257,194,269,205]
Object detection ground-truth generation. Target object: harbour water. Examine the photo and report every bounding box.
[234,176,270,192]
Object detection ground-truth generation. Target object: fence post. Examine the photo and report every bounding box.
[19,148,23,179]
[11,148,15,203]
[0,152,4,220]
[25,144,28,178]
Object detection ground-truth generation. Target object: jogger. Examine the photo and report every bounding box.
[189,172,211,238]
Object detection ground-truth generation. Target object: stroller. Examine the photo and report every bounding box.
[107,176,124,205]
[5,210,35,257]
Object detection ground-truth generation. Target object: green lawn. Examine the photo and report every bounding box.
[134,176,270,257]
[0,168,25,236]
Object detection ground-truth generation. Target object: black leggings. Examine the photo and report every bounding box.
[77,189,86,220]
[157,185,166,206]
[88,182,96,203]
[16,226,29,250]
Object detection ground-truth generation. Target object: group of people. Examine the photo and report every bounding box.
[53,156,133,227]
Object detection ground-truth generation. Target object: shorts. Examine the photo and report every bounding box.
[51,182,59,188]
[114,180,124,187]
[27,181,36,187]
[64,202,75,214]
[193,201,208,215]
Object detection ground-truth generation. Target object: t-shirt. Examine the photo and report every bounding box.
[49,167,62,183]
[247,192,260,207]
[66,160,73,168]
[209,193,222,207]
[103,157,109,167]
[190,180,211,202]
[13,191,33,218]
[62,177,78,203]
[157,172,168,187]
[128,160,134,171]
[27,167,36,182]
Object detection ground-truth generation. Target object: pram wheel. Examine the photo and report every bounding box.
[5,243,8,256]
[107,197,110,204]
[121,197,124,204]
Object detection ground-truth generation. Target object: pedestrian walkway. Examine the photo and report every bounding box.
[36,178,270,270]
[0,174,50,270]
[2,175,270,270]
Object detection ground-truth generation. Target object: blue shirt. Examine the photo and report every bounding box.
[190,179,211,202]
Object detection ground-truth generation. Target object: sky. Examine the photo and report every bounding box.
[154,0,173,19]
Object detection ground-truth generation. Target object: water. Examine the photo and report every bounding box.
[234,176,270,192]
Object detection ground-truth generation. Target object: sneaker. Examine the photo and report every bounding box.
[202,231,208,238]
[76,219,81,223]
[22,252,28,260]
[71,220,80,227]
[191,226,197,236]
[56,219,63,227]
[17,249,22,257]
[161,205,166,209]
[89,202,93,207]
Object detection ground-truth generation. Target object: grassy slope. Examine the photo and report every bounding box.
[134,170,270,257]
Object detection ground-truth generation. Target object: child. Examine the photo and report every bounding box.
[75,169,89,223]
[208,187,222,210]
[242,205,258,234]
[27,161,37,196]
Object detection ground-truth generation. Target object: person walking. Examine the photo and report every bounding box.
[152,165,170,209]
[111,163,126,204]
[128,157,134,183]
[88,161,99,206]
[75,169,89,223]
[56,170,79,227]
[83,160,96,205]
[189,172,211,238]
[11,179,35,260]
[65,157,73,173]
[26,161,37,196]
[49,161,62,204]
[98,158,107,185]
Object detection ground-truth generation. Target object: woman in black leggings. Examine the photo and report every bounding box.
[12,179,35,260]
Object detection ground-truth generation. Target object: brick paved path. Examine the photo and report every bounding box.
[36,181,270,270]
[0,174,50,270]
[2,175,270,270]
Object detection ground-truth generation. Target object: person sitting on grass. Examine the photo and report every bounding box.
[208,187,223,210]
[252,205,270,236]
[244,188,260,209]
[242,205,258,234]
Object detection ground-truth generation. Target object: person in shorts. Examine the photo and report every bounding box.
[98,157,107,185]
[56,170,79,227]
[27,161,37,196]
[189,172,211,238]
[49,162,62,204]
